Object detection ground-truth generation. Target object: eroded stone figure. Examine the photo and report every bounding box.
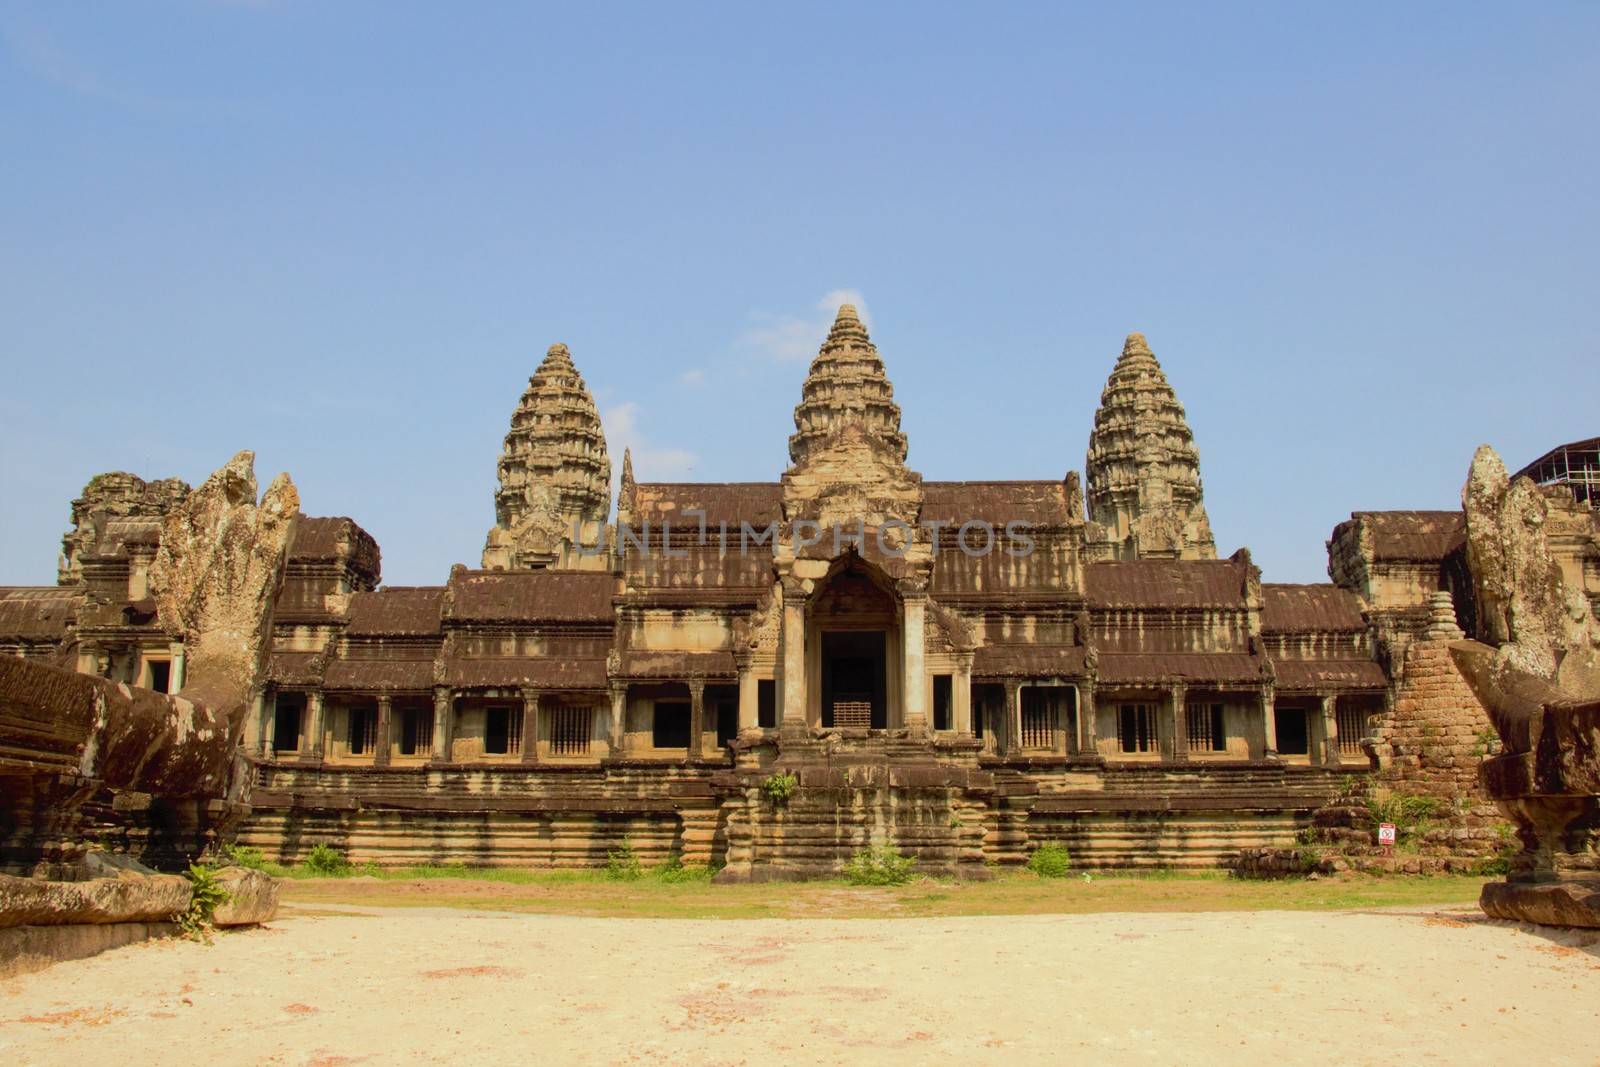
[1450,445,1600,926]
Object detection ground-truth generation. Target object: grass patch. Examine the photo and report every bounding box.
[275,867,1486,921]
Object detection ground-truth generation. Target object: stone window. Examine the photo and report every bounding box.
[1336,702,1366,755]
[348,705,377,755]
[1117,703,1158,753]
[551,704,590,755]
[145,658,172,694]
[757,680,776,729]
[398,704,433,756]
[1022,687,1069,749]
[1185,703,1226,753]
[653,701,691,749]
[932,675,952,731]
[1275,707,1310,755]
[273,694,304,753]
[484,704,519,756]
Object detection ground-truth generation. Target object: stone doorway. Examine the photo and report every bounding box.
[821,630,887,728]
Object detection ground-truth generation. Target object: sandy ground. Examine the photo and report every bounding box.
[2,905,1598,1066]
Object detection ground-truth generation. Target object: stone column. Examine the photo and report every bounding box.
[1056,687,1072,756]
[780,580,807,736]
[1168,684,1189,762]
[75,640,103,678]
[307,690,326,760]
[1260,686,1278,760]
[1078,680,1097,755]
[609,683,628,759]
[252,686,272,756]
[168,641,186,694]
[431,687,452,762]
[1004,678,1023,756]
[688,679,706,760]
[901,594,929,736]
[736,667,757,734]
[1319,694,1340,767]
[520,688,541,763]
[374,695,392,767]
[953,654,974,735]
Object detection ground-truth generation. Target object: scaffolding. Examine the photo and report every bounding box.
[1515,436,1600,509]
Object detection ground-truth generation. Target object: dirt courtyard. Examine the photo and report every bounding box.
[2,904,1598,1066]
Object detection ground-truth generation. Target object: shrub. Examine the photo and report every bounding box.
[216,842,268,871]
[654,854,712,884]
[177,862,232,942]
[605,839,643,881]
[1366,789,1441,852]
[843,845,916,886]
[761,771,798,806]
[302,842,352,876]
[1027,844,1072,879]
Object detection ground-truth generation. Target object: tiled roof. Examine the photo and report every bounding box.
[1261,584,1366,633]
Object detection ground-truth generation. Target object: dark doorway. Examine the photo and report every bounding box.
[273,695,304,753]
[1275,707,1310,756]
[710,685,738,748]
[653,701,691,748]
[821,630,887,728]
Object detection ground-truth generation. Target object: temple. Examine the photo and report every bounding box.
[5,307,1597,875]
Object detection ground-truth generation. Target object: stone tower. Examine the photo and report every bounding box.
[482,343,611,571]
[1084,332,1216,561]
[782,305,922,529]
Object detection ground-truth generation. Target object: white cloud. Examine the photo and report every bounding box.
[735,288,872,363]
[602,401,698,501]
[679,368,706,386]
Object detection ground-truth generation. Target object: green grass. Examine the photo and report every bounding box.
[274,865,1487,921]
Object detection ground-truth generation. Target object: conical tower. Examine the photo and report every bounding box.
[1084,332,1215,560]
[783,305,922,531]
[482,343,612,570]
[788,305,909,468]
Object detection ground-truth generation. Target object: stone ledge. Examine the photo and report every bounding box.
[0,920,176,979]
[1481,879,1600,928]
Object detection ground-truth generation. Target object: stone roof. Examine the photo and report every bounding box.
[922,481,1073,527]
[1335,511,1465,563]
[440,655,608,690]
[616,650,737,681]
[290,515,381,573]
[1096,653,1265,685]
[267,651,323,687]
[345,587,444,636]
[0,587,78,641]
[445,570,615,623]
[89,517,164,556]
[324,657,437,692]
[788,305,907,469]
[629,483,783,528]
[1270,658,1388,691]
[973,644,1087,679]
[1260,584,1367,633]
[1085,560,1248,609]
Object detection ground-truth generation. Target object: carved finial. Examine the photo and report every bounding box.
[1121,332,1152,358]
[544,342,574,366]
[1425,590,1464,640]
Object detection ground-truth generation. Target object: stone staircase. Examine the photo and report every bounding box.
[1022,763,1361,869]
[715,735,992,882]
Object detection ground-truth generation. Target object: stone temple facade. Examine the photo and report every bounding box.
[5,307,1598,875]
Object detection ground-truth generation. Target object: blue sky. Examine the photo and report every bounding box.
[2,2,1596,586]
